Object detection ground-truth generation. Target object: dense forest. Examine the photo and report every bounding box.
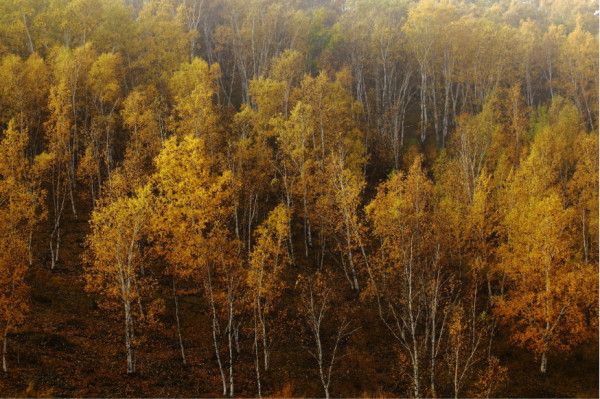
[0,0,598,397]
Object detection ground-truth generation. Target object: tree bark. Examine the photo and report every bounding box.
[124,299,134,374]
[173,278,186,365]
[2,328,8,373]
[540,351,547,373]
[253,302,262,397]
[207,269,227,395]
[227,293,234,397]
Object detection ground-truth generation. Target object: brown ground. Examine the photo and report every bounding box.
[0,209,597,398]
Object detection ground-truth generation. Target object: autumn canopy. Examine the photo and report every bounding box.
[0,0,597,397]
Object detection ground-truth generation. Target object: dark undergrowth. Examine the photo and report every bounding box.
[0,209,597,398]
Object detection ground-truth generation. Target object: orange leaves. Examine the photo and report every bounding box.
[44,80,72,163]
[86,183,152,299]
[278,71,366,175]
[367,155,434,250]
[0,121,48,236]
[0,52,48,128]
[249,78,287,122]
[150,134,237,277]
[131,0,191,85]
[248,204,290,305]
[494,100,598,361]
[169,58,221,141]
[0,121,47,339]
[121,84,164,186]
[88,52,122,105]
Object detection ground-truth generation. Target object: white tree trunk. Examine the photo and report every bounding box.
[207,270,227,395]
[2,328,7,373]
[124,299,134,374]
[227,296,234,397]
[253,303,262,397]
[540,351,547,373]
[173,278,186,365]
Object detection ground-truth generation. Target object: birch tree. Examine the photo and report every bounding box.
[495,101,598,373]
[85,176,153,374]
[0,121,48,372]
[247,204,290,396]
[298,272,356,399]
[150,134,238,395]
[366,156,456,397]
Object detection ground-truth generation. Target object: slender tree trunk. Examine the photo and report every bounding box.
[105,126,112,177]
[259,304,268,371]
[124,299,134,374]
[308,286,328,399]
[21,13,35,54]
[344,212,358,291]
[207,269,227,395]
[429,261,443,399]
[407,248,420,398]
[254,280,269,371]
[542,263,550,375]
[50,175,66,270]
[234,205,240,241]
[302,176,311,257]
[316,330,328,399]
[2,328,8,373]
[28,230,34,266]
[282,174,295,266]
[412,338,420,398]
[540,351,547,373]
[173,278,186,365]
[430,313,437,397]
[582,210,588,263]
[50,225,61,269]
[453,344,459,399]
[431,78,440,147]
[253,301,262,397]
[50,235,56,269]
[69,166,77,219]
[420,69,427,143]
[227,295,234,398]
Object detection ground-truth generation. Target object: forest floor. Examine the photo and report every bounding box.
[0,207,597,398]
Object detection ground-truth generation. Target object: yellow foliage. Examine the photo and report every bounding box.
[248,203,290,304]
[0,120,47,344]
[150,134,237,279]
[169,57,221,151]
